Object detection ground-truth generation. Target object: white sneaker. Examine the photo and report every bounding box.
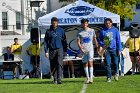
[107,78,111,82]
[114,74,119,81]
[121,73,124,76]
[89,78,93,84]
[51,75,54,80]
[85,78,90,84]
[72,74,75,78]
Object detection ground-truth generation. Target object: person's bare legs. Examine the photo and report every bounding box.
[68,61,75,78]
[13,65,17,78]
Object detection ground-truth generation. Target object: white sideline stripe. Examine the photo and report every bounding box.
[80,83,87,93]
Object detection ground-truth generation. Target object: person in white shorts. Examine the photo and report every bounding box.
[77,19,98,84]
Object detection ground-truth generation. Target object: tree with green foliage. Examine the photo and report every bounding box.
[59,0,140,20]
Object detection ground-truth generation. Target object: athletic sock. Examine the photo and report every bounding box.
[89,67,93,81]
[84,67,89,79]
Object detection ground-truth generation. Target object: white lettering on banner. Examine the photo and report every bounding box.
[58,18,77,24]
[85,17,106,23]
[94,17,105,23]
[58,17,106,24]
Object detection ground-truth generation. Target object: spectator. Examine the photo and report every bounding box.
[63,49,75,78]
[3,46,17,78]
[125,36,140,75]
[26,42,40,77]
[3,46,14,61]
[11,38,22,75]
[11,38,22,55]
[98,18,122,82]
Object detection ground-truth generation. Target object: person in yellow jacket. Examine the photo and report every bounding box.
[125,36,140,75]
[26,42,43,77]
[11,38,22,55]
[11,38,22,76]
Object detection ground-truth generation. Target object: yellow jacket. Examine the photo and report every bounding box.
[125,37,140,52]
[11,43,22,54]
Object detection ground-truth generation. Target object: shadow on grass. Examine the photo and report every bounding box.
[0,79,84,84]
[0,81,52,84]
[63,80,84,83]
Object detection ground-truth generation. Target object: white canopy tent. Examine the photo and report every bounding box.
[38,0,120,29]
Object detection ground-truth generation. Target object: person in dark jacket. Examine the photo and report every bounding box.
[44,17,67,84]
[3,46,14,61]
[3,46,17,77]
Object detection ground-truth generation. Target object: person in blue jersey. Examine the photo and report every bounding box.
[98,18,122,82]
[44,17,67,84]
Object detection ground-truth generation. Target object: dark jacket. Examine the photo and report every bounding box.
[3,53,14,61]
[44,26,67,53]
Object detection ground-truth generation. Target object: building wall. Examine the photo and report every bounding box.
[49,0,65,12]
[0,0,47,35]
[0,0,21,33]
[125,5,140,27]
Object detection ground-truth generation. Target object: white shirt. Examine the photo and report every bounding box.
[77,28,96,52]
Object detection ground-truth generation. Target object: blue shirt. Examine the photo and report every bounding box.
[44,26,67,53]
[98,26,122,51]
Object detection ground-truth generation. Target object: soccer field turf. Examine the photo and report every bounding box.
[0,75,140,93]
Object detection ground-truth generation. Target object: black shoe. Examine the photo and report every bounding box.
[57,80,62,84]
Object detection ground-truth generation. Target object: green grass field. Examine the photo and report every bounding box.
[0,75,140,93]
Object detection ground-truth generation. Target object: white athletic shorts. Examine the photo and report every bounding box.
[82,50,94,63]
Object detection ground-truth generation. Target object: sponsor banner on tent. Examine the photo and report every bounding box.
[38,0,120,26]
[58,17,106,24]
[57,6,106,24]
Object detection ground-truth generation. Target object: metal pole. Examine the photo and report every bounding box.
[38,26,42,79]
[117,23,120,31]
[134,38,136,72]
[21,0,25,35]
[31,6,32,23]
[13,25,15,35]
[0,27,1,35]
[47,0,51,13]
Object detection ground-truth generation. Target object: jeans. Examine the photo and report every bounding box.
[105,49,119,79]
[118,54,124,74]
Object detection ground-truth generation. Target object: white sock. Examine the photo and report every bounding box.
[89,67,93,80]
[84,67,89,79]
